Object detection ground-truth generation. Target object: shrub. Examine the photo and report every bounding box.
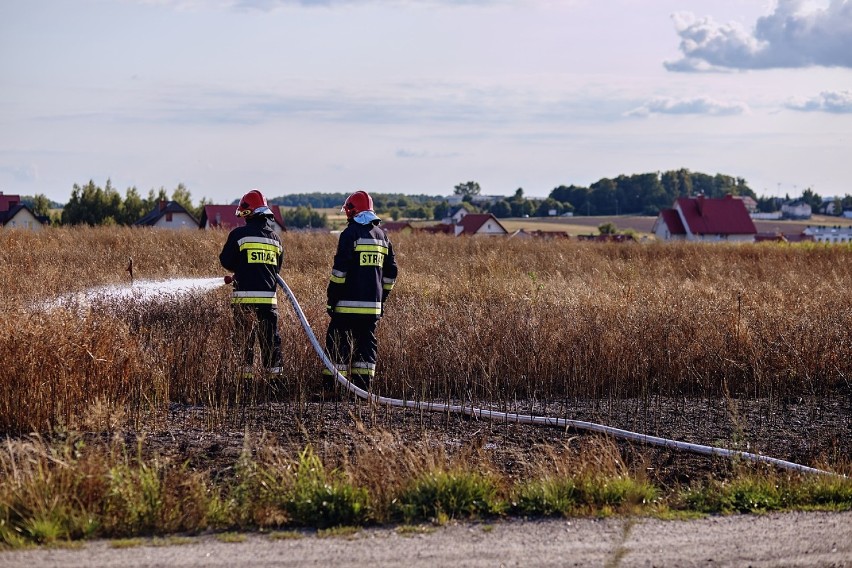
[393,469,504,523]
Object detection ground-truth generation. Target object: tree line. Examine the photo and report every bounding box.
[22,180,329,229]
[17,170,852,228]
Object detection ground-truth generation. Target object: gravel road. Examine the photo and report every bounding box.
[2,511,849,568]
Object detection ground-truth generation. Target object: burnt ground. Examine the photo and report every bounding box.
[125,389,851,487]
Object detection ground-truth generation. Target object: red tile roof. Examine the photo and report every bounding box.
[200,205,287,231]
[457,213,507,235]
[380,221,414,232]
[421,223,454,234]
[659,209,686,235]
[675,195,756,236]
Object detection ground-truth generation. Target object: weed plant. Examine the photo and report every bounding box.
[0,434,849,548]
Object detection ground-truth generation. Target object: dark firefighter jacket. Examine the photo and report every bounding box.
[219,214,283,305]
[327,219,397,316]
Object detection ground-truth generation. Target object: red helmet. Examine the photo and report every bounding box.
[342,190,373,220]
[236,189,268,218]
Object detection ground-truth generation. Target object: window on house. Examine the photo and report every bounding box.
[166,213,173,222]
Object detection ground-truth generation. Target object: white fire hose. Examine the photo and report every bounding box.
[276,275,838,477]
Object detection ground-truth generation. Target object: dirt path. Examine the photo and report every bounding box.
[2,511,849,568]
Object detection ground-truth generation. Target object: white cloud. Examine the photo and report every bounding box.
[786,90,852,113]
[666,0,852,71]
[625,96,748,117]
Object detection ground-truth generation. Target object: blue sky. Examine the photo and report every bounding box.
[1,0,851,205]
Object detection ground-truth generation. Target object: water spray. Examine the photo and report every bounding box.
[274,275,838,477]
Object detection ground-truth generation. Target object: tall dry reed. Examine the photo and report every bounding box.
[1,226,851,434]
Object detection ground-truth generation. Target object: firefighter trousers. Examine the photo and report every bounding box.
[324,313,378,391]
[233,304,282,369]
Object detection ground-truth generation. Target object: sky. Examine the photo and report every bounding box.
[1,0,851,205]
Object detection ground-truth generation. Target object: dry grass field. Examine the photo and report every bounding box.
[0,226,850,542]
[2,226,850,435]
[497,213,852,238]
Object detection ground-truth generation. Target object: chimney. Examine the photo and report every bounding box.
[159,199,167,211]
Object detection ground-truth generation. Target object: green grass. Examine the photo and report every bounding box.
[215,532,246,543]
[512,475,658,517]
[681,474,852,514]
[0,438,849,550]
[393,469,505,523]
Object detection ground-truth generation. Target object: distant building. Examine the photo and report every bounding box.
[510,229,570,239]
[199,204,287,233]
[445,194,502,207]
[803,226,852,244]
[781,200,812,220]
[380,221,414,234]
[754,232,815,243]
[0,192,49,231]
[135,200,199,230]
[734,195,758,214]
[652,195,757,242]
[751,211,783,220]
[454,213,508,236]
[442,205,469,225]
[819,198,838,215]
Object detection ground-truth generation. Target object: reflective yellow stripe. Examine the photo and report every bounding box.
[238,242,280,253]
[231,297,277,305]
[354,244,388,254]
[350,367,375,376]
[330,275,346,284]
[383,283,394,291]
[334,306,381,315]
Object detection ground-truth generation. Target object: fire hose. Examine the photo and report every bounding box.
[273,275,837,477]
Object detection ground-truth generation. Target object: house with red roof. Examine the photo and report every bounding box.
[0,192,50,231]
[652,195,757,242]
[510,229,570,240]
[380,221,414,234]
[420,223,455,235]
[454,213,508,236]
[199,204,287,233]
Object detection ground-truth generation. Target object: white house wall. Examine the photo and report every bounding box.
[153,213,198,230]
[475,220,506,235]
[3,208,44,231]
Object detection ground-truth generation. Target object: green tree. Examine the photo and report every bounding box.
[433,200,450,221]
[491,200,512,218]
[598,222,617,235]
[61,179,123,226]
[535,198,562,217]
[121,186,147,225]
[170,183,197,217]
[404,205,432,219]
[801,187,822,212]
[30,194,51,217]
[282,205,327,229]
[454,181,481,197]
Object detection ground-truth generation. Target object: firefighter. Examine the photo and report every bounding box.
[323,190,398,395]
[219,189,284,378]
